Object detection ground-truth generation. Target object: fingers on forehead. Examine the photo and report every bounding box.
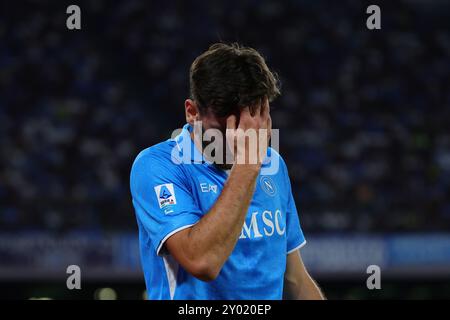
[239,97,268,116]
[226,114,237,127]
[240,106,251,116]
[261,97,270,116]
[248,98,263,116]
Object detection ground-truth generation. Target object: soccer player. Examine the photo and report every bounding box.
[130,43,325,300]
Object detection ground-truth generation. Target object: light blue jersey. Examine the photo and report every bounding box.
[130,123,306,300]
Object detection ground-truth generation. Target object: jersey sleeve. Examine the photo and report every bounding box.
[130,150,202,256]
[281,159,306,254]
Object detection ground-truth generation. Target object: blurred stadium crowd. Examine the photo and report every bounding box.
[0,0,449,233]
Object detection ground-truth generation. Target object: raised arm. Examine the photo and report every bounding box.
[165,100,270,281]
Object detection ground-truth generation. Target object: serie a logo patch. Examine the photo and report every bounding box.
[154,183,177,209]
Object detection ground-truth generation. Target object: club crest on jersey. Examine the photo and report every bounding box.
[154,183,177,209]
[260,176,277,197]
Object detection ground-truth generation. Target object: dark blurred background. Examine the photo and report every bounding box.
[0,0,449,299]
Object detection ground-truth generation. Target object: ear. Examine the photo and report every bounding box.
[185,99,200,125]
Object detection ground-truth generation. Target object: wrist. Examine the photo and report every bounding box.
[231,163,261,176]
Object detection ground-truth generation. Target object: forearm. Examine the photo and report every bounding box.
[295,275,325,300]
[182,164,260,275]
[284,250,326,300]
[284,273,325,300]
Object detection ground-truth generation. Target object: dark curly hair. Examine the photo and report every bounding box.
[189,43,281,117]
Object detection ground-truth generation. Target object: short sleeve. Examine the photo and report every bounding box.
[282,160,306,254]
[130,150,202,256]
